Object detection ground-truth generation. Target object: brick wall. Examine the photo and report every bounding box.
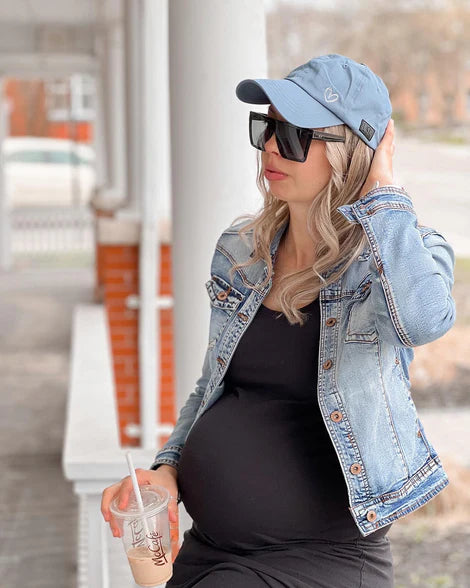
[4,78,92,140]
[96,215,175,447]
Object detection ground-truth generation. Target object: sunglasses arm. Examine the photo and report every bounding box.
[311,131,345,142]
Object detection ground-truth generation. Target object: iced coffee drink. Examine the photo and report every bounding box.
[127,544,172,586]
[110,484,173,586]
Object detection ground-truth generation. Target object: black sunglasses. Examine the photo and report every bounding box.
[249,111,345,163]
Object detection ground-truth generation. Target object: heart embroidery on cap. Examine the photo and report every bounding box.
[324,87,339,103]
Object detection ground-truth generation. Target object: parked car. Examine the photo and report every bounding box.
[2,136,96,208]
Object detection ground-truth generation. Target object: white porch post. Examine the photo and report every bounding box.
[104,13,127,200]
[169,0,267,532]
[139,0,171,449]
[92,0,127,205]
[117,0,172,448]
[92,54,109,190]
[123,0,143,215]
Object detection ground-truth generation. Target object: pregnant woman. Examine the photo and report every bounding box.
[101,54,456,587]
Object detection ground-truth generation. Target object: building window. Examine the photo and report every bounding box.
[46,79,70,121]
[46,74,95,122]
[70,74,95,121]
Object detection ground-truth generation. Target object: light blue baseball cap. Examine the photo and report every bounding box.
[235,53,392,151]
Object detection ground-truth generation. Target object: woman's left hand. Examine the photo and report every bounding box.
[358,118,396,199]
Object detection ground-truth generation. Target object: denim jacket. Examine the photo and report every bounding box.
[150,185,456,537]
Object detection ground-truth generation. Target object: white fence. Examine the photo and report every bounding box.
[10,205,94,256]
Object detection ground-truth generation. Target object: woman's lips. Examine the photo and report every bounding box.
[264,169,287,181]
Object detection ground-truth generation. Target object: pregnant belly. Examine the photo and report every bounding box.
[177,390,357,550]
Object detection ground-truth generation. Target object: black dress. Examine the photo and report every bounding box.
[165,297,394,587]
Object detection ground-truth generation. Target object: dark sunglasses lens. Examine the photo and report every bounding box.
[275,122,309,162]
[250,118,274,150]
[249,115,307,162]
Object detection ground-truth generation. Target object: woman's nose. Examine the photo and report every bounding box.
[264,130,279,155]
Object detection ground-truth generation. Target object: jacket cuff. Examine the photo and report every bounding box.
[149,452,182,504]
[149,446,183,471]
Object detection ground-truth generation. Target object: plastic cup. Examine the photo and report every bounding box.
[109,484,173,587]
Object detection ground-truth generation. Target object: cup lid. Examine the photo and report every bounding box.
[109,484,169,519]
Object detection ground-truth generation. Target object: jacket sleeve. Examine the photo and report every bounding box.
[149,244,219,472]
[337,185,456,348]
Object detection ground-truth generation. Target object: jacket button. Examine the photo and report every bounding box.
[330,410,343,422]
[237,312,248,321]
[350,463,362,474]
[216,356,225,366]
[395,357,400,364]
[326,317,336,326]
[417,429,422,438]
[217,291,228,301]
[366,510,377,522]
[322,359,333,370]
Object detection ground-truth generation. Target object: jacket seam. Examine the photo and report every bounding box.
[377,338,410,479]
[359,216,414,347]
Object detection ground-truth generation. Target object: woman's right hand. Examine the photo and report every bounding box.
[100,465,180,560]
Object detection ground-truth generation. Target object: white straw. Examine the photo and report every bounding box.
[125,451,153,550]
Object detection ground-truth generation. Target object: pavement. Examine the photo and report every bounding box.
[0,266,95,588]
[393,131,470,259]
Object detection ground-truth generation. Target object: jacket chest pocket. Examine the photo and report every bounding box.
[344,274,378,343]
[205,274,245,346]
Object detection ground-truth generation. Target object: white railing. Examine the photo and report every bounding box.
[62,304,170,588]
[10,205,94,255]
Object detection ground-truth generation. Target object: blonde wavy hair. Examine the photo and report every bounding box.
[228,123,374,326]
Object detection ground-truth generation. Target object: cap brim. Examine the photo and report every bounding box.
[236,78,343,129]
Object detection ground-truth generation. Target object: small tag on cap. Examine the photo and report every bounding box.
[359,119,376,141]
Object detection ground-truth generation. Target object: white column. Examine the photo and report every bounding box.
[139,0,171,449]
[117,0,172,448]
[123,0,143,215]
[92,0,127,207]
[93,34,109,190]
[105,18,127,200]
[169,0,267,532]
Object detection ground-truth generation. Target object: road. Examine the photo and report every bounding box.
[393,131,470,258]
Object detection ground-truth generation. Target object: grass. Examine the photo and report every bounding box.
[433,135,468,146]
[454,256,470,283]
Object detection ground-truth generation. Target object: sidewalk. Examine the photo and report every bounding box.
[0,267,94,588]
